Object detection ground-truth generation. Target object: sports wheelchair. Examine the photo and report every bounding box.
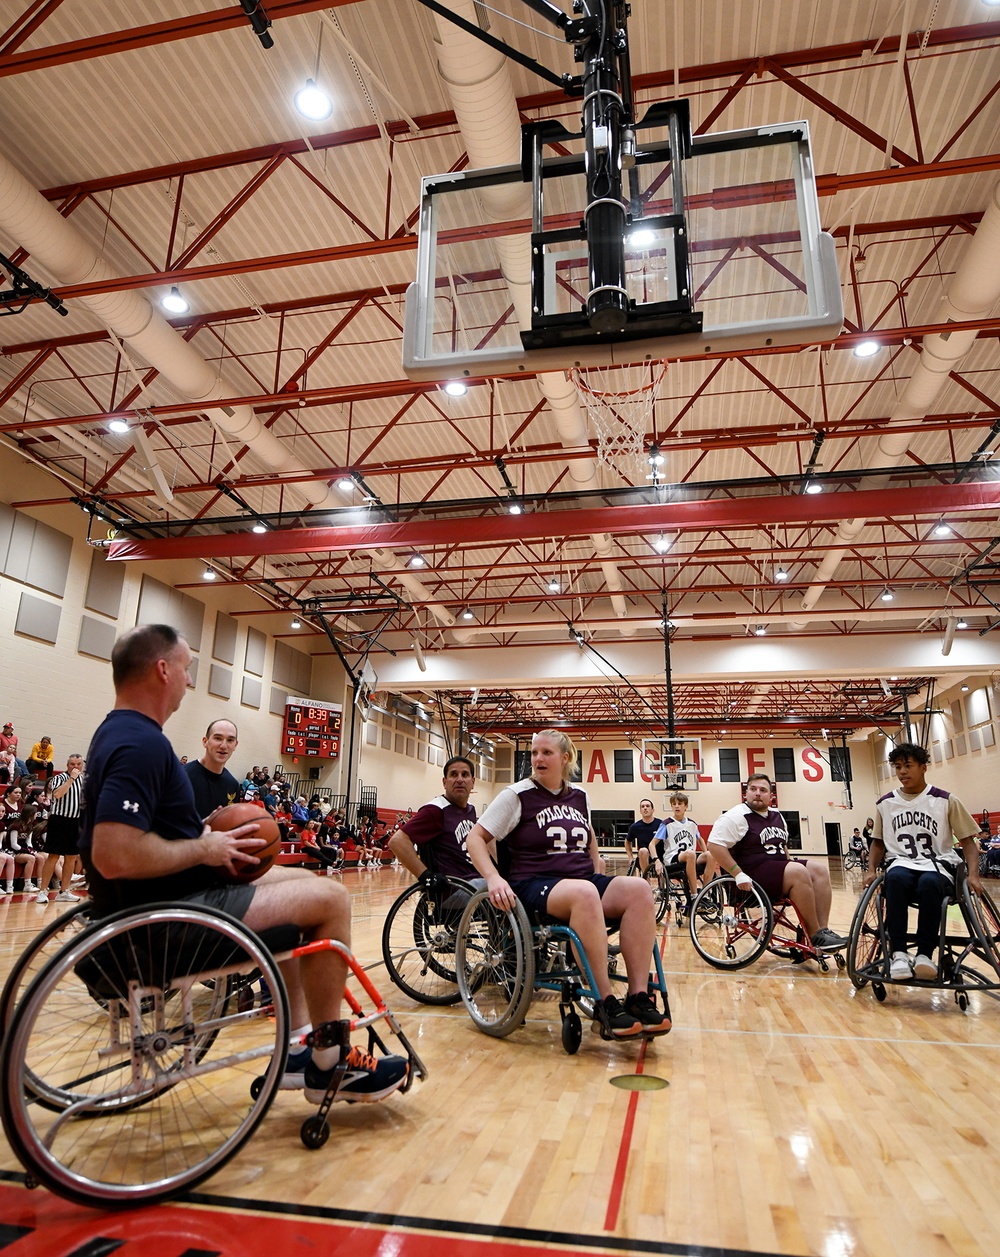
[847,867,1000,1009]
[453,889,670,1053]
[624,851,689,925]
[688,875,846,973]
[381,875,477,1004]
[843,846,867,873]
[0,902,426,1209]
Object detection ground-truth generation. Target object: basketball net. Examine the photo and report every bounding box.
[570,363,668,484]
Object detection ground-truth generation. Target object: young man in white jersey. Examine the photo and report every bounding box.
[656,792,713,909]
[865,742,981,982]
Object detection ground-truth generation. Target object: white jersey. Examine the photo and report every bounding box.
[874,784,977,880]
[658,817,700,862]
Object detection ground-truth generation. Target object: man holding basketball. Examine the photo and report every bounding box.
[80,623,407,1105]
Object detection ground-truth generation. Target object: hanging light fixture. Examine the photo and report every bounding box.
[202,566,216,581]
[161,286,189,314]
[291,617,302,629]
[775,566,789,582]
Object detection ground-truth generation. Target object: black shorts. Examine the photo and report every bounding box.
[176,883,256,919]
[512,872,616,922]
[44,814,80,856]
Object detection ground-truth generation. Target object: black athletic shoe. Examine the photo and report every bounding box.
[593,994,643,1040]
[304,1046,408,1104]
[624,991,672,1035]
[811,927,849,952]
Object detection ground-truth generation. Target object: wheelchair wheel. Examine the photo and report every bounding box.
[0,900,93,1034]
[688,878,771,969]
[561,1010,582,1055]
[964,879,1000,975]
[1,906,288,1209]
[846,874,887,990]
[456,891,535,1037]
[381,879,474,1005]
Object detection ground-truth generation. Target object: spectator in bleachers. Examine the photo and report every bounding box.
[0,721,27,783]
[4,806,44,893]
[290,796,309,829]
[26,735,56,781]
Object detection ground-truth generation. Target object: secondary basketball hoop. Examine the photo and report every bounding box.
[641,737,703,793]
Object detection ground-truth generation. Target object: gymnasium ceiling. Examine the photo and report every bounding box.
[1,0,1000,737]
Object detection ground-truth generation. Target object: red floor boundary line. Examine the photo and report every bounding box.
[602,1036,649,1233]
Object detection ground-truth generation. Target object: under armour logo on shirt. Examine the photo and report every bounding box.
[122,800,139,813]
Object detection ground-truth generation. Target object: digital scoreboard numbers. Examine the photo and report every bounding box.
[283,698,343,759]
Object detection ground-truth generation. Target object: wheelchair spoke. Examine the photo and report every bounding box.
[688,878,771,969]
[382,880,474,1005]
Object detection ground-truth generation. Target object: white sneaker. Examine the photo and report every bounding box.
[71,873,86,883]
[913,953,938,981]
[890,951,912,982]
[0,886,9,898]
[34,890,49,904]
[21,881,37,893]
[56,889,82,902]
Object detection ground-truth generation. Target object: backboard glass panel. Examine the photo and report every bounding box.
[403,121,841,380]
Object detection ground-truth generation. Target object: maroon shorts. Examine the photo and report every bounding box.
[744,857,807,903]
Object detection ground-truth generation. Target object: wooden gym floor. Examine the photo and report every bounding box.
[1,862,999,1257]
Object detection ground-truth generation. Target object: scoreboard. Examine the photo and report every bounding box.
[283,697,343,759]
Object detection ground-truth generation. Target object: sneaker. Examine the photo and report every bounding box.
[592,994,643,1040]
[890,951,913,981]
[34,890,49,905]
[70,873,86,883]
[279,1045,311,1089]
[624,991,672,1036]
[304,1045,408,1104]
[55,890,82,902]
[21,882,37,893]
[913,953,938,981]
[0,887,9,898]
[811,927,849,952]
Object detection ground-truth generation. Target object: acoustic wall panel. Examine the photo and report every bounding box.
[85,550,125,619]
[78,614,117,661]
[208,665,232,700]
[213,611,237,664]
[136,575,204,651]
[241,677,262,708]
[15,592,60,644]
[244,627,266,677]
[269,686,287,716]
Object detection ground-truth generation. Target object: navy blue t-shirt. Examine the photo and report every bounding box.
[80,708,215,913]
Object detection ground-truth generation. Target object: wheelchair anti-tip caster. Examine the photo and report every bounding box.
[301,1115,330,1149]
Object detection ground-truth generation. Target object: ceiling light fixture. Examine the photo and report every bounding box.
[804,481,823,495]
[880,587,894,602]
[547,578,560,593]
[961,684,970,692]
[933,521,953,537]
[252,521,267,533]
[202,566,216,581]
[754,624,766,636]
[337,477,354,493]
[443,380,468,397]
[161,286,189,314]
[646,443,665,467]
[508,500,522,515]
[653,534,672,554]
[291,617,301,629]
[775,566,789,581]
[957,618,969,630]
[108,417,130,434]
[460,607,475,621]
[294,78,333,121]
[854,339,880,358]
[408,553,426,568]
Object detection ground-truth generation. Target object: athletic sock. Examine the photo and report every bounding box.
[312,1045,341,1071]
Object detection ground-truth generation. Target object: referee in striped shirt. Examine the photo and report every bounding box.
[35,753,85,905]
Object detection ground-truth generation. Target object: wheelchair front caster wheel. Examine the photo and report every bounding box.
[250,1076,266,1100]
[873,982,886,1002]
[818,957,830,973]
[561,1011,582,1055]
[301,1115,330,1149]
[956,992,969,1012]
[835,952,846,970]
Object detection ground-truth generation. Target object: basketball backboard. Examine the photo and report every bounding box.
[640,737,704,793]
[403,118,842,380]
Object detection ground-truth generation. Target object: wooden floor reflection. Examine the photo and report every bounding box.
[2,862,999,1257]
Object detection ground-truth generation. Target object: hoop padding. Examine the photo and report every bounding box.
[570,364,668,485]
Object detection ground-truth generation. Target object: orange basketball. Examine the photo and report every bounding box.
[212,802,281,883]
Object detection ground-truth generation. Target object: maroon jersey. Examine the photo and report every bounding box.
[401,797,477,878]
[709,803,789,878]
[477,779,593,881]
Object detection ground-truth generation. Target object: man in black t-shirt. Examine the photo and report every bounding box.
[184,719,241,818]
[80,624,407,1105]
[625,798,661,876]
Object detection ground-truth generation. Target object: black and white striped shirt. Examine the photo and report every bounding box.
[49,771,84,818]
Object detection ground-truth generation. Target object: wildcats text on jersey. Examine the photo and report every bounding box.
[891,809,940,837]
[535,803,588,829]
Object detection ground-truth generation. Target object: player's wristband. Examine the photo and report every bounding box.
[727,865,740,875]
